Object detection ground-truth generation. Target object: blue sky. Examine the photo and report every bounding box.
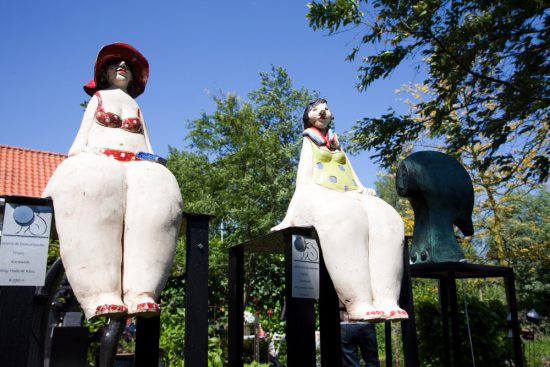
[0,1,425,189]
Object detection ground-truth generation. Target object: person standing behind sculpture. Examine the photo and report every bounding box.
[340,301,380,367]
[43,43,183,320]
[272,98,407,321]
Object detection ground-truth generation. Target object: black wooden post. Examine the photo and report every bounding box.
[399,241,419,367]
[0,286,36,366]
[134,316,160,366]
[228,246,244,367]
[384,322,392,367]
[505,272,524,367]
[184,214,210,367]
[284,233,316,366]
[439,278,451,367]
[448,272,461,367]
[319,247,342,367]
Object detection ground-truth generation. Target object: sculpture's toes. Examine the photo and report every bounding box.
[130,302,161,318]
[361,310,386,323]
[386,308,409,321]
[348,306,386,323]
[91,304,128,320]
[125,295,161,317]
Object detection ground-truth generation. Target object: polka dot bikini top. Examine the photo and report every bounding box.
[94,92,143,134]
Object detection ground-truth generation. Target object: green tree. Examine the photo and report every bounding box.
[166,66,316,362]
[384,83,544,265]
[374,171,415,236]
[169,66,314,243]
[307,0,549,182]
[496,188,550,314]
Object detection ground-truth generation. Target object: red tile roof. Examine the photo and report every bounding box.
[0,145,66,197]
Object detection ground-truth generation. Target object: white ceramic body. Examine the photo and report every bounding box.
[272,138,406,321]
[44,89,182,319]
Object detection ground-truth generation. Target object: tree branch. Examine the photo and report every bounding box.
[423,26,522,92]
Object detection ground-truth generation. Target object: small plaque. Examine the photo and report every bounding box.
[291,235,320,299]
[0,203,52,286]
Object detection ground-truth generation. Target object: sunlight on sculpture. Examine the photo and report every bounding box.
[272,99,408,322]
[43,43,183,320]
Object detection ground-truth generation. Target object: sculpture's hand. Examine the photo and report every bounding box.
[270,221,291,232]
[365,188,377,196]
[359,187,377,196]
[68,145,95,157]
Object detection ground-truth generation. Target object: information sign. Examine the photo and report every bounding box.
[0,202,52,286]
[291,235,320,299]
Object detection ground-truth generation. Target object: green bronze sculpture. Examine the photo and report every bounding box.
[396,151,474,263]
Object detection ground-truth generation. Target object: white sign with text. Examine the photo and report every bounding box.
[291,235,320,299]
[0,203,52,286]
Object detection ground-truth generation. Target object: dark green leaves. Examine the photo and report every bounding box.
[307,0,550,182]
[168,66,316,244]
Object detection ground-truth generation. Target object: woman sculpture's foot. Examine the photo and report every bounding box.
[347,305,386,323]
[131,302,161,317]
[387,308,409,321]
[93,304,128,319]
[362,310,386,322]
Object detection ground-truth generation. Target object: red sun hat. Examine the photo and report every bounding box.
[83,42,149,98]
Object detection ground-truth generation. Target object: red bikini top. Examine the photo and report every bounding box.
[94,92,143,133]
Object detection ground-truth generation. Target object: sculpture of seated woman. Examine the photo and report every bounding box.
[44,43,183,320]
[272,98,407,321]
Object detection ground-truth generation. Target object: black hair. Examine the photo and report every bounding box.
[302,98,330,129]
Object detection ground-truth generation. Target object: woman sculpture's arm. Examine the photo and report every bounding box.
[139,110,154,153]
[342,148,377,196]
[295,137,314,185]
[68,96,99,156]
[271,138,314,231]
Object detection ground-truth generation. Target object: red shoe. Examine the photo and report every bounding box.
[132,302,161,317]
[94,304,128,318]
[388,309,409,321]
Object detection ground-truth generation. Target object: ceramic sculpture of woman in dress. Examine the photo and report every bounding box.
[44,43,183,320]
[272,98,407,321]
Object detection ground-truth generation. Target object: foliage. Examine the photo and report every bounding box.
[395,83,546,263]
[307,0,549,183]
[47,241,60,266]
[368,82,548,276]
[414,291,515,366]
[167,66,316,363]
[243,338,270,364]
[374,171,414,235]
[168,66,315,243]
[159,239,186,365]
[497,189,550,315]
[208,337,224,367]
[244,362,270,367]
[245,254,286,334]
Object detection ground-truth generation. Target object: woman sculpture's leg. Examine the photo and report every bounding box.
[44,154,126,319]
[122,162,183,316]
[309,192,383,321]
[364,196,408,320]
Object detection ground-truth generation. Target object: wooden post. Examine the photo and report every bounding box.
[0,286,36,366]
[505,272,524,367]
[400,240,419,367]
[284,232,316,366]
[319,246,342,366]
[228,246,244,367]
[184,214,210,367]
[448,272,461,367]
